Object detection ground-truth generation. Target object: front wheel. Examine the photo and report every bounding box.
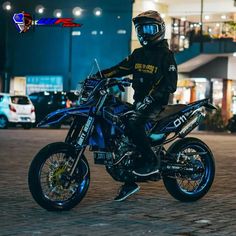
[163,137,215,202]
[28,142,90,211]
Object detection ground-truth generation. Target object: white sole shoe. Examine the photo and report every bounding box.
[114,186,140,202]
[132,169,160,177]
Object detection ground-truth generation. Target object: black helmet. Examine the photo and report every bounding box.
[132,10,165,47]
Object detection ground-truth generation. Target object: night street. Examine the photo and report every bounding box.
[0,129,236,235]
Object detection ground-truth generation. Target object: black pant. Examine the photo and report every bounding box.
[126,102,163,163]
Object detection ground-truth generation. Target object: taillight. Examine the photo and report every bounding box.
[9,104,16,112]
[31,107,35,113]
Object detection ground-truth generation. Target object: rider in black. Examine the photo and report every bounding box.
[94,10,178,201]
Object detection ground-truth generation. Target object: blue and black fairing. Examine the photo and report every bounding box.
[37,105,90,127]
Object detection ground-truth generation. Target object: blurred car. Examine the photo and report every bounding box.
[29,91,79,126]
[0,93,35,129]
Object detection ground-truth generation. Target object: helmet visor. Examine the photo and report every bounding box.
[136,24,160,36]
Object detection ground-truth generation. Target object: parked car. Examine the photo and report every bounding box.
[0,93,35,129]
[29,91,79,126]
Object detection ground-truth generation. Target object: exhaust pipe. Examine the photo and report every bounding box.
[179,112,205,138]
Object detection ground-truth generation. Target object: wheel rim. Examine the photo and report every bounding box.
[39,152,89,203]
[0,117,7,128]
[176,145,211,195]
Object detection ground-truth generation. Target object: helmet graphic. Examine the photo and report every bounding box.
[132,10,165,47]
[13,12,33,33]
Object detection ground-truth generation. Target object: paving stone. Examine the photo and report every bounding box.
[0,129,236,235]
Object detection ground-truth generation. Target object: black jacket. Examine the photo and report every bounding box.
[100,39,178,104]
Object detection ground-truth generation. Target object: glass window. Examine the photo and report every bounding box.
[11,96,30,105]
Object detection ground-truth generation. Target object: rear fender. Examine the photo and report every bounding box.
[153,98,215,134]
[37,106,90,127]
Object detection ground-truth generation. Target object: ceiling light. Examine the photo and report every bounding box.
[73,7,82,17]
[93,7,102,16]
[221,15,227,20]
[35,5,45,14]
[2,1,11,11]
[233,52,236,57]
[181,17,186,21]
[160,13,165,18]
[204,15,210,20]
[53,9,62,18]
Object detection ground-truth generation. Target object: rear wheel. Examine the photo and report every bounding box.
[0,115,8,129]
[28,142,90,211]
[163,137,215,202]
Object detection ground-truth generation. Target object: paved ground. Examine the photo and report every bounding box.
[0,129,236,236]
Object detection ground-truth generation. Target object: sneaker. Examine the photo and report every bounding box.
[114,183,140,202]
[132,162,160,177]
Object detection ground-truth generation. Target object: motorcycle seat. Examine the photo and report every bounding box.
[155,104,187,121]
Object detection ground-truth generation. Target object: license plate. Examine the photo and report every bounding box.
[20,117,30,122]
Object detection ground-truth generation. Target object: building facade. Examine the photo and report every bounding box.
[0,0,133,94]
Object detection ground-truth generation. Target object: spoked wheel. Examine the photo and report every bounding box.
[28,142,90,211]
[163,137,215,202]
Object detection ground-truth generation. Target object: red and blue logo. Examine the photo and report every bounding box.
[13,12,83,33]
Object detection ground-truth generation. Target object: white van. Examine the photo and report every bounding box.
[0,93,35,129]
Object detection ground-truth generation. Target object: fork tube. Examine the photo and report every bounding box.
[69,94,107,177]
[95,94,108,114]
[69,148,85,177]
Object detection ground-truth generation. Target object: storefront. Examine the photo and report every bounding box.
[175,77,236,121]
[230,81,236,114]
[174,78,209,104]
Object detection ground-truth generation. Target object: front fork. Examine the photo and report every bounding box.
[68,94,108,179]
[68,116,95,177]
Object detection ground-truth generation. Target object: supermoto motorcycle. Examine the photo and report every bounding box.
[28,76,216,211]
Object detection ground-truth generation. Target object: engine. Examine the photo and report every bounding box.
[113,135,136,167]
[106,135,147,183]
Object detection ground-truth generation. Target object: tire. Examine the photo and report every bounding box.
[0,115,8,129]
[163,137,215,202]
[28,142,90,211]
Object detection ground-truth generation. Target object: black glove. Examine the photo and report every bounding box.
[136,95,155,111]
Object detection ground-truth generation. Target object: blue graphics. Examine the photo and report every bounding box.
[13,12,82,33]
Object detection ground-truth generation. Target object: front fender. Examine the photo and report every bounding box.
[37,105,90,127]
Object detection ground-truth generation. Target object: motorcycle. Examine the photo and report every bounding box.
[28,76,216,211]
